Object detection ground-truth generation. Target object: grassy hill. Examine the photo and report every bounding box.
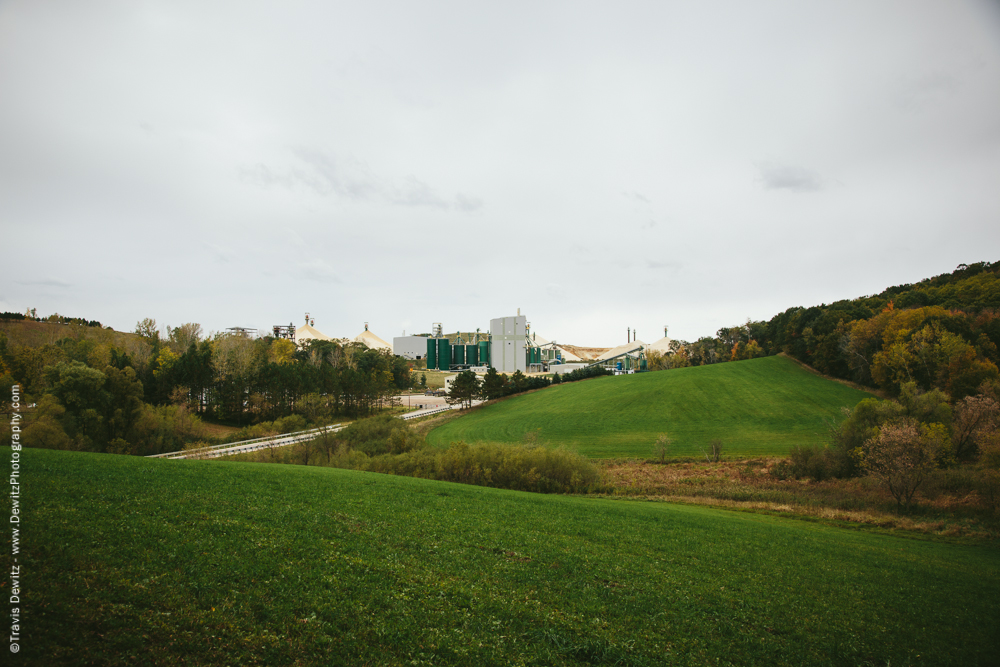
[428,355,874,458]
[20,447,1000,666]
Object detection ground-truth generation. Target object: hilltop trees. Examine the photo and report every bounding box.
[657,262,1000,402]
[2,315,422,454]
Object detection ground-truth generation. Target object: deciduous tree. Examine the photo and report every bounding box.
[860,419,939,513]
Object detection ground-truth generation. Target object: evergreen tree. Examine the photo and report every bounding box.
[447,370,480,409]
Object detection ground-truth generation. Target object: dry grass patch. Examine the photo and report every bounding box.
[199,420,241,439]
[599,458,1000,541]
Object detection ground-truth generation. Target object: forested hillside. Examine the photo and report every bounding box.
[0,318,411,455]
[657,261,1000,399]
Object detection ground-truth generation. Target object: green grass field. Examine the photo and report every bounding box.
[18,447,1000,666]
[428,356,874,458]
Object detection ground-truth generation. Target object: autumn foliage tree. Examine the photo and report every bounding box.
[860,419,940,513]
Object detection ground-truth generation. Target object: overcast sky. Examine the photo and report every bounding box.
[2,1,999,346]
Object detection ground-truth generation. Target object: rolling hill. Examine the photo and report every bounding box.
[428,355,874,458]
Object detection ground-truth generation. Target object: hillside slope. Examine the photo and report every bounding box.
[428,355,874,458]
[23,447,1000,666]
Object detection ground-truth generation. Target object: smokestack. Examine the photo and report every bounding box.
[627,327,630,343]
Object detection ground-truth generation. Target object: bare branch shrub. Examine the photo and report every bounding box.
[700,439,723,463]
[952,395,1000,461]
[860,419,938,513]
[652,433,671,464]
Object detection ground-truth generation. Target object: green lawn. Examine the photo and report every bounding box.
[428,356,874,458]
[19,447,1000,666]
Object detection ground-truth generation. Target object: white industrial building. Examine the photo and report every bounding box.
[490,315,527,373]
[393,335,431,360]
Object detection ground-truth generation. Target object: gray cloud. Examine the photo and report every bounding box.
[240,149,479,211]
[1,1,997,345]
[646,260,681,270]
[455,193,484,212]
[756,163,826,193]
[203,243,236,264]
[623,191,650,203]
[15,278,71,288]
[893,71,960,112]
[298,259,341,284]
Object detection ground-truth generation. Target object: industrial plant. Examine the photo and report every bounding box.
[270,311,673,377]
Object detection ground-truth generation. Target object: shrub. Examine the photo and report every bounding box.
[860,419,939,513]
[131,404,210,455]
[700,439,723,463]
[652,433,671,464]
[329,433,601,494]
[333,414,417,456]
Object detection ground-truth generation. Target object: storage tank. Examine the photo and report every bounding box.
[452,344,465,366]
[437,338,451,371]
[467,344,479,366]
[478,341,490,367]
[426,338,436,368]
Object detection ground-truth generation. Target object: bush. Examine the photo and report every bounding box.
[333,414,417,456]
[131,404,209,455]
[224,414,603,494]
[362,442,602,494]
[860,419,939,513]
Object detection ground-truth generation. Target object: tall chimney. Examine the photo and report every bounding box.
[627,327,630,343]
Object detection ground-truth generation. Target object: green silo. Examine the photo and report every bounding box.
[478,341,490,367]
[426,338,436,368]
[437,338,451,371]
[467,344,479,365]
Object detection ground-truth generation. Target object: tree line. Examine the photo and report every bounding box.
[650,261,1000,400]
[0,318,412,456]
[447,364,612,408]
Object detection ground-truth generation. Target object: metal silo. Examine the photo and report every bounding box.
[437,338,451,371]
[426,338,436,368]
[467,344,479,366]
[479,341,490,367]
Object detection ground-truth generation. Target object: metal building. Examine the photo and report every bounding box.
[393,336,431,360]
[490,315,527,373]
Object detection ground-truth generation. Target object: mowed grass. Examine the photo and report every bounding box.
[20,447,1000,666]
[428,356,874,458]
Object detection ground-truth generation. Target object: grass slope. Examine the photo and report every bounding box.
[20,447,1000,666]
[428,356,874,458]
